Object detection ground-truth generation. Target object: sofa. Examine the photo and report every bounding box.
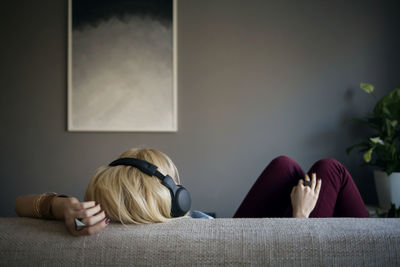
[1,217,399,266]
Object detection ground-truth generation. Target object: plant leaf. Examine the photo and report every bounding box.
[363,147,374,163]
[374,87,400,119]
[370,137,384,145]
[346,141,370,155]
[360,83,374,94]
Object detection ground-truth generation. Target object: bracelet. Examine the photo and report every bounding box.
[33,193,45,218]
[34,192,68,219]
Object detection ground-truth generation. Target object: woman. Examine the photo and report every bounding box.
[15,148,368,236]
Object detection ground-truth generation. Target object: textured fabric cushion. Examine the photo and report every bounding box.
[1,217,400,266]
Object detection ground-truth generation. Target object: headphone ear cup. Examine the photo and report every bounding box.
[171,186,191,217]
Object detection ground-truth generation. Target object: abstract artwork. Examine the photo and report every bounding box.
[68,0,177,131]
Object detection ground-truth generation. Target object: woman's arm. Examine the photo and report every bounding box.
[15,194,109,236]
[290,173,322,218]
[15,194,41,218]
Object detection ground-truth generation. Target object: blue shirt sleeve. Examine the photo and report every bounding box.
[187,210,214,219]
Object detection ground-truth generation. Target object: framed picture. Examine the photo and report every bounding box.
[68,0,177,132]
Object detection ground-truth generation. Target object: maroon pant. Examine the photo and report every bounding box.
[233,156,369,218]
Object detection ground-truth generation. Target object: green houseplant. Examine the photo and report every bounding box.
[347,83,400,209]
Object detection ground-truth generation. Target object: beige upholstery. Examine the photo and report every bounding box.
[1,217,400,266]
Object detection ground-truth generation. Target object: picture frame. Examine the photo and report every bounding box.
[68,0,177,132]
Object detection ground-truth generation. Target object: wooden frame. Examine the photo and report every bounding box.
[68,0,177,132]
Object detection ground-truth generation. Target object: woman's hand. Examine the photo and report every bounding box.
[290,173,322,218]
[52,197,110,236]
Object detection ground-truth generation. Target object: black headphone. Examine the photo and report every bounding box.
[109,157,191,217]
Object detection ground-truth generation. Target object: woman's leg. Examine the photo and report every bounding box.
[233,156,304,218]
[306,158,369,217]
[233,156,369,218]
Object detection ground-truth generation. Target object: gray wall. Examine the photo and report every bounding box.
[1,0,399,218]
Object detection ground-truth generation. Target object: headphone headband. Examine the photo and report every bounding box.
[109,158,164,180]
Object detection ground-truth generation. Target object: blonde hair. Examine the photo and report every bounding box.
[84,148,182,224]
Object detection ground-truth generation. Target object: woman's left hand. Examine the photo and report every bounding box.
[290,173,322,218]
[53,197,109,236]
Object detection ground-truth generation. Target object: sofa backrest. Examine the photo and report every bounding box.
[1,217,399,266]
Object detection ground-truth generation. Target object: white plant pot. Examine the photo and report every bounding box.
[374,170,400,210]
